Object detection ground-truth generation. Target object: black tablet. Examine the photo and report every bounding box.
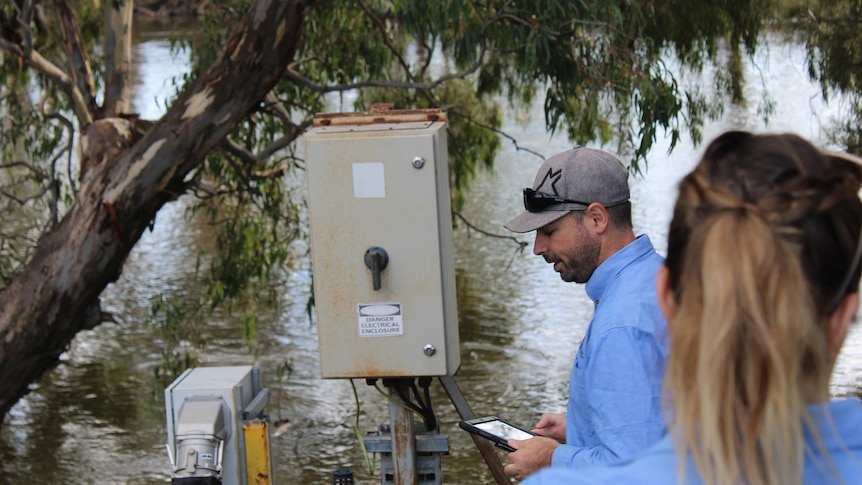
[458,415,535,452]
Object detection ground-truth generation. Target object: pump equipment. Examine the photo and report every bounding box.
[165,366,273,485]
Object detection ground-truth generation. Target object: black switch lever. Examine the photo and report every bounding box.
[364,247,389,290]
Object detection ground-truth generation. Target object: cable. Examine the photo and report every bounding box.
[367,377,439,432]
[409,379,436,432]
[349,379,375,475]
[373,380,430,430]
[418,377,437,431]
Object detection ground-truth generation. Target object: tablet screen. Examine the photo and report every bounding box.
[475,419,533,440]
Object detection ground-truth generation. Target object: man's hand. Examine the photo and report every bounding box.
[532,413,567,443]
[503,436,559,481]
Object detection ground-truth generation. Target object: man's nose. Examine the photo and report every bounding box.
[533,233,546,256]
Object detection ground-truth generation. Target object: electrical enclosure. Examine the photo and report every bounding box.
[305,109,460,378]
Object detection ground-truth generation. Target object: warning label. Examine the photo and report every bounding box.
[358,303,403,337]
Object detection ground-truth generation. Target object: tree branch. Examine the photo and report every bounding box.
[285,47,487,93]
[453,210,528,271]
[50,0,98,121]
[0,35,94,127]
[447,108,546,161]
[356,0,417,83]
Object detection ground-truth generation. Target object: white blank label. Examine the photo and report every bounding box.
[353,162,385,198]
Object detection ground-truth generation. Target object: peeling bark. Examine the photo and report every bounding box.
[80,117,152,182]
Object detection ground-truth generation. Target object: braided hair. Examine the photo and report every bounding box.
[663,131,862,485]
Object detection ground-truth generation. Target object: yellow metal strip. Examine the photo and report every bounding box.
[243,420,273,485]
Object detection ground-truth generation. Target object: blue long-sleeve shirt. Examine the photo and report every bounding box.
[551,234,669,469]
[529,399,862,484]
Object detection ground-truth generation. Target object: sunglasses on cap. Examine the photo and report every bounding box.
[523,188,591,213]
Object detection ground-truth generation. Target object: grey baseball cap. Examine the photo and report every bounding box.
[504,147,630,233]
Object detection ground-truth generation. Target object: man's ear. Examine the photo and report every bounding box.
[585,203,609,234]
[827,293,858,364]
[656,266,676,322]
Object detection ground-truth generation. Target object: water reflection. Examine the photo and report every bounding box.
[0,29,860,485]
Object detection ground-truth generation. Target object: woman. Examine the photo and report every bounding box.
[523,131,862,485]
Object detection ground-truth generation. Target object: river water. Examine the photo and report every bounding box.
[0,24,859,485]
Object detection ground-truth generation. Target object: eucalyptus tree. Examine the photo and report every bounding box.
[0,0,773,423]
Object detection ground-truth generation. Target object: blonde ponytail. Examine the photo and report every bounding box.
[663,131,862,485]
[667,207,828,485]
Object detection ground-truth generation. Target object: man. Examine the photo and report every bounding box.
[502,147,668,480]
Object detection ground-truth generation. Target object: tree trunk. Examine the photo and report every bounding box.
[0,0,316,424]
[104,0,135,117]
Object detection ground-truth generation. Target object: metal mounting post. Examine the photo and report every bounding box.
[439,375,510,485]
[389,385,418,484]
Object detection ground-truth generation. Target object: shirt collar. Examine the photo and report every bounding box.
[586,234,655,303]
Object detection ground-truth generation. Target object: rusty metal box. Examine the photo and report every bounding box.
[304,109,459,378]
